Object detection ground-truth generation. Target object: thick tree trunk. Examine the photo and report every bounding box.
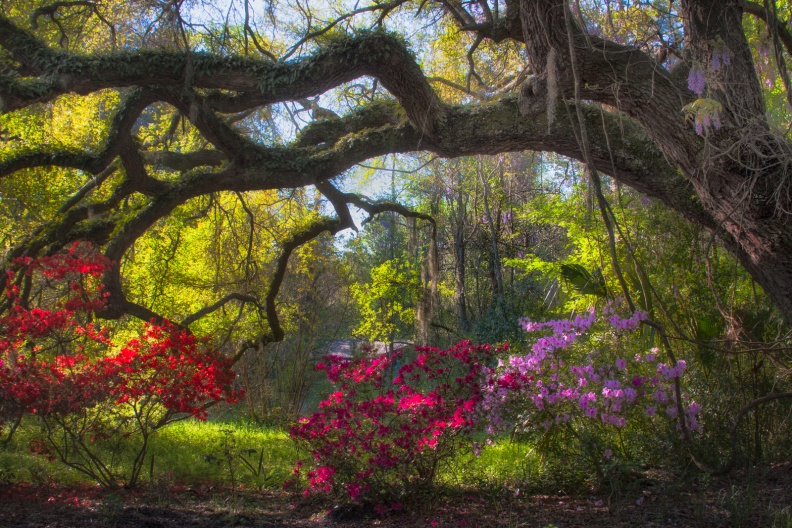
[512,0,792,322]
[673,1,792,322]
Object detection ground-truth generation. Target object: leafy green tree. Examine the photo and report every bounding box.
[350,258,421,343]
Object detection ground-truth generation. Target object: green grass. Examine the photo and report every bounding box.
[0,424,96,486]
[439,438,545,489]
[0,419,300,489]
[148,420,299,488]
[1,419,541,492]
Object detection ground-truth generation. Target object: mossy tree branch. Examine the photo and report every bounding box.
[0,15,444,137]
[6,1,792,333]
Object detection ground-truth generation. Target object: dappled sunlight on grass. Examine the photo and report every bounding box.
[439,437,544,489]
[2,418,539,492]
[148,420,299,488]
[1,419,300,489]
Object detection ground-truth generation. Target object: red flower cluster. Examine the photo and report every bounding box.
[106,321,241,419]
[290,341,503,500]
[1,243,112,357]
[0,322,239,420]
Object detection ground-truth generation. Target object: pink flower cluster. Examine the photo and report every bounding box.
[605,308,648,331]
[688,68,706,95]
[711,49,731,72]
[291,309,703,496]
[290,341,503,500]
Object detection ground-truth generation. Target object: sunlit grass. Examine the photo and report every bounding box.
[0,426,89,486]
[148,420,299,488]
[0,418,300,489]
[1,418,540,492]
[439,437,545,489]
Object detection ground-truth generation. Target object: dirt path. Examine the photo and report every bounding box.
[1,465,789,527]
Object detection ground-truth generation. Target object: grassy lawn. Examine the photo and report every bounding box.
[0,419,541,491]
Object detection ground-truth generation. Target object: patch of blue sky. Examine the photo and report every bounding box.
[176,0,566,241]
[182,0,441,56]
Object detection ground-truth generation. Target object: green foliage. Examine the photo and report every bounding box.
[1,417,550,491]
[773,506,792,528]
[0,419,297,488]
[490,161,792,477]
[473,293,536,344]
[720,484,759,528]
[559,263,607,297]
[351,258,421,342]
[200,428,280,491]
[438,438,543,490]
[152,421,296,488]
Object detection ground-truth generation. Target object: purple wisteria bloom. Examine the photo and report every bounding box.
[688,68,706,95]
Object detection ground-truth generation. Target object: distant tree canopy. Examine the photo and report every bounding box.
[2,0,792,352]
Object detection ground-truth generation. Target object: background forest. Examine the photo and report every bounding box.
[1,0,792,526]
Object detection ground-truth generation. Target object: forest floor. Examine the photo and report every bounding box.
[1,464,790,528]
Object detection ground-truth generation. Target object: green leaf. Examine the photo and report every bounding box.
[560,264,608,297]
[694,315,721,367]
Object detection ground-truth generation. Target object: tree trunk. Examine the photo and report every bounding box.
[454,217,471,332]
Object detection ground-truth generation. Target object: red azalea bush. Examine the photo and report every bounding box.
[290,341,504,500]
[0,243,241,487]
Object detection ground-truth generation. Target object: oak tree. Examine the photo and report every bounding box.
[2,0,792,352]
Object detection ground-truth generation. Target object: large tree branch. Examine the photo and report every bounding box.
[294,101,403,148]
[0,7,749,326]
[227,186,436,360]
[4,1,792,329]
[263,218,348,342]
[5,55,773,343]
[143,150,227,172]
[181,293,261,327]
[0,14,60,73]
[256,184,437,351]
[451,1,792,322]
[153,87,260,160]
[0,16,444,138]
[0,88,156,179]
[37,102,727,325]
[0,149,95,178]
[0,8,690,184]
[5,92,715,269]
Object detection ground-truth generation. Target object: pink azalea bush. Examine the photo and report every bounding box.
[290,342,503,500]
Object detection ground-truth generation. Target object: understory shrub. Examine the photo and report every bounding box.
[290,341,503,500]
[0,243,240,487]
[293,307,704,499]
[481,308,702,477]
